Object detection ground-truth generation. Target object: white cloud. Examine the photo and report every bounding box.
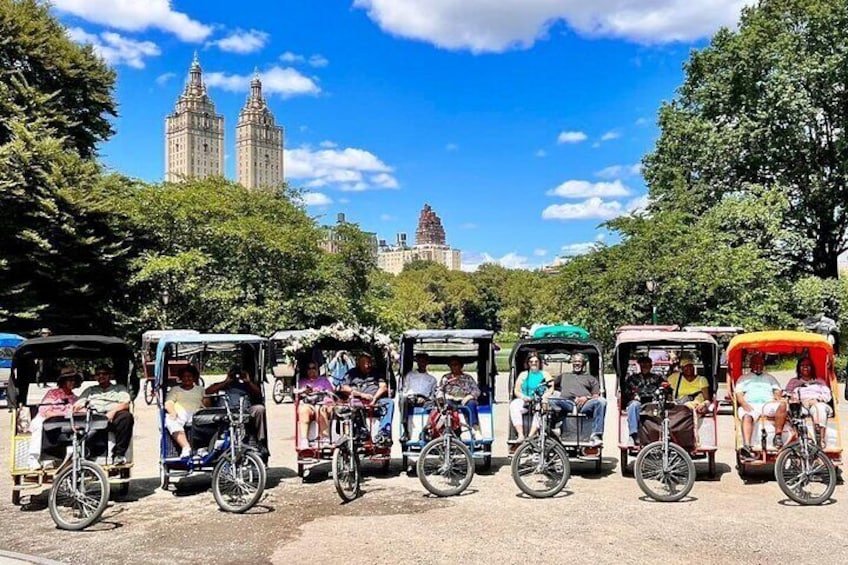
[533,248,548,257]
[66,27,160,69]
[601,130,621,141]
[280,52,329,67]
[627,194,651,214]
[299,192,333,206]
[155,71,176,85]
[53,0,213,42]
[380,214,393,221]
[460,222,478,229]
[561,241,598,256]
[542,197,624,220]
[547,180,630,199]
[207,29,269,54]
[309,54,329,68]
[285,146,399,191]
[535,149,547,158]
[557,130,587,144]
[353,0,750,52]
[635,117,650,126]
[205,66,320,97]
[445,143,459,151]
[461,251,537,272]
[319,140,338,149]
[280,51,305,63]
[595,163,642,179]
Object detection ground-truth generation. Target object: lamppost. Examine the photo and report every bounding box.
[646,279,658,325]
[161,289,170,330]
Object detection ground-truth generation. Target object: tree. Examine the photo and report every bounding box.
[643,0,848,278]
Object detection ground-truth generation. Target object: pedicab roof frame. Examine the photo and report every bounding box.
[529,324,590,340]
[1,333,25,368]
[508,336,605,396]
[7,335,139,407]
[725,330,835,386]
[614,324,679,335]
[398,329,498,386]
[153,333,268,388]
[613,330,719,388]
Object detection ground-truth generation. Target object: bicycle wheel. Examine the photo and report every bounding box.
[511,439,571,498]
[272,379,285,404]
[775,443,837,505]
[332,445,361,503]
[48,461,110,530]
[212,451,266,513]
[417,436,474,497]
[634,442,695,502]
[143,379,155,405]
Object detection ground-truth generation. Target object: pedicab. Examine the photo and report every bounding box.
[614,330,719,501]
[726,331,842,504]
[271,324,395,486]
[0,332,25,402]
[397,330,497,496]
[684,326,745,413]
[140,329,201,405]
[154,333,269,512]
[508,332,605,475]
[7,335,139,528]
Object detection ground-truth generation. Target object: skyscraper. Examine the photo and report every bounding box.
[164,53,225,182]
[236,71,284,189]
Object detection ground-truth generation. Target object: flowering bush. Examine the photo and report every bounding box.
[279,322,393,357]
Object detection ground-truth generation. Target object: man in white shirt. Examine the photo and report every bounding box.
[400,352,437,442]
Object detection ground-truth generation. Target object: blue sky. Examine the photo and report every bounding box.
[51,0,752,270]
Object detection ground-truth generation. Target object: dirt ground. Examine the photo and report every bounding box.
[1,373,847,565]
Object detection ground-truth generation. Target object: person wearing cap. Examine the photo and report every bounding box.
[165,365,205,458]
[75,364,134,465]
[340,352,394,446]
[549,353,606,447]
[668,355,711,413]
[623,355,666,445]
[27,366,81,469]
[400,352,438,442]
[736,352,787,459]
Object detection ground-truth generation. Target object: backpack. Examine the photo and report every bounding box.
[427,408,460,439]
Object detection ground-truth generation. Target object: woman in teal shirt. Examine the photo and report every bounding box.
[510,355,553,443]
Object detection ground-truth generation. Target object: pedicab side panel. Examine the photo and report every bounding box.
[725,331,842,466]
[613,331,720,467]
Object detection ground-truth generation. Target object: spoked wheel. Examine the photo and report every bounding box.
[634,442,695,502]
[417,437,474,497]
[775,444,837,506]
[511,439,571,498]
[272,379,285,405]
[332,446,361,503]
[212,451,267,513]
[48,461,110,530]
[143,379,155,405]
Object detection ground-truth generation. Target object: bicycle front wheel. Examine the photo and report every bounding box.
[417,436,474,497]
[511,439,570,498]
[634,442,695,502]
[48,461,110,530]
[775,443,837,505]
[212,451,266,513]
[332,445,361,503]
[272,379,285,404]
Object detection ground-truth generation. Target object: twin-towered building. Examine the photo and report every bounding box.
[165,54,284,189]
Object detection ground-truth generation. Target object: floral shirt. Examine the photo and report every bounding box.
[623,372,666,403]
[439,373,480,401]
[37,388,78,418]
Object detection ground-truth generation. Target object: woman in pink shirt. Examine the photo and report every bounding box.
[785,358,832,447]
[28,367,82,469]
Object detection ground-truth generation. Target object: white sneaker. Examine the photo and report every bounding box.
[589,434,603,448]
[180,446,192,458]
[27,455,42,471]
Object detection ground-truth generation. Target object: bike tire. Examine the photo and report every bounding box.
[212,451,266,513]
[634,442,695,502]
[48,461,110,531]
[511,439,570,498]
[775,444,837,506]
[143,379,155,405]
[416,436,474,497]
[332,445,361,503]
[272,379,285,405]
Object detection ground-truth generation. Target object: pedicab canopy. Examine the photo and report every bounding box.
[725,330,835,386]
[153,333,268,389]
[399,329,497,390]
[530,324,590,340]
[613,330,719,388]
[1,333,25,370]
[6,335,139,408]
[508,335,604,394]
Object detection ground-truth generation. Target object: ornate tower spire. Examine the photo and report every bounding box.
[236,68,283,189]
[249,69,263,105]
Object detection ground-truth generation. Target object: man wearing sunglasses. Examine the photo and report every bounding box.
[75,365,134,465]
[550,353,606,447]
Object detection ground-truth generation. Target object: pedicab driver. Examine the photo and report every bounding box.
[623,356,665,446]
[164,365,205,458]
[400,352,437,442]
[736,352,787,460]
[74,365,134,465]
[340,353,394,447]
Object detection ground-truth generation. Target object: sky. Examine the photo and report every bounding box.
[51,0,753,271]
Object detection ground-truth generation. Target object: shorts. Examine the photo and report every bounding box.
[165,411,192,434]
[737,402,781,420]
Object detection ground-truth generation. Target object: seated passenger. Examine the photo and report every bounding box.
[440,356,484,440]
[549,353,606,447]
[164,365,205,458]
[623,356,666,446]
[205,365,267,450]
[340,353,393,447]
[296,362,334,448]
[736,352,787,459]
[400,352,438,442]
[509,354,553,443]
[74,364,134,465]
[668,356,711,414]
[786,357,832,447]
[28,366,81,469]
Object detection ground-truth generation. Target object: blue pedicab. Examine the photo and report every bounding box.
[7,335,139,527]
[508,334,605,474]
[155,333,269,513]
[0,332,25,402]
[140,329,201,405]
[398,329,497,495]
